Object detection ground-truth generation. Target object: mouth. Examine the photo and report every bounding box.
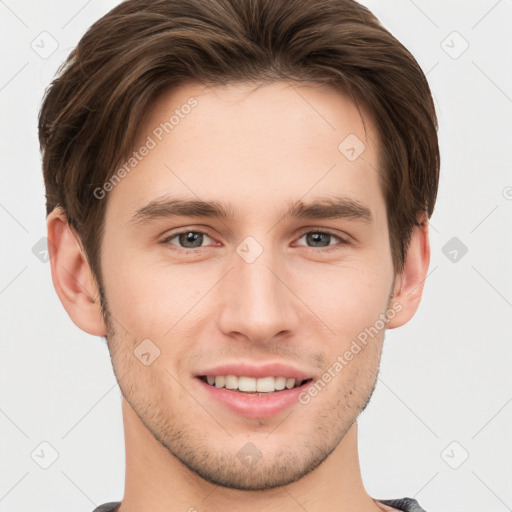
[194,363,315,417]
[198,375,313,395]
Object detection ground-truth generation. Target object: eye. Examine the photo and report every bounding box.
[163,230,214,250]
[295,230,348,253]
[161,228,349,254]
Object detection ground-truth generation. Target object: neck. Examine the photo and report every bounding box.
[118,397,382,512]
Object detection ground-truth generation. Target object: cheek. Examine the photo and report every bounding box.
[295,259,392,342]
[101,245,205,338]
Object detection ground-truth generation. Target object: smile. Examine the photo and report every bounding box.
[200,375,311,394]
[196,374,314,418]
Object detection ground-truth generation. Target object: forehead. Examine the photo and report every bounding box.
[107,80,384,224]
[137,80,377,155]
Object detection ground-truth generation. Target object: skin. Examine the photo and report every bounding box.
[47,81,430,512]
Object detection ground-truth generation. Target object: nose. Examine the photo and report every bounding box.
[216,241,300,345]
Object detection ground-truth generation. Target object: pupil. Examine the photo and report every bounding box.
[307,233,329,247]
[180,232,202,248]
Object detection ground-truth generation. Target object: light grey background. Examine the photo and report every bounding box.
[1,1,511,511]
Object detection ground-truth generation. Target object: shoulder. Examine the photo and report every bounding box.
[377,497,428,512]
[91,502,121,512]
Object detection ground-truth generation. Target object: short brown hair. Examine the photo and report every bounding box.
[39,0,439,283]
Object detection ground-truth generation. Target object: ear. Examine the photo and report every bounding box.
[387,216,431,329]
[46,208,106,336]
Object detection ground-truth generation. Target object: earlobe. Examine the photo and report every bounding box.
[387,216,431,329]
[47,208,107,336]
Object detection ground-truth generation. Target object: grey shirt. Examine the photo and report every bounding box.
[92,497,427,511]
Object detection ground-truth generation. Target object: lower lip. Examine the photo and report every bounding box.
[196,378,311,418]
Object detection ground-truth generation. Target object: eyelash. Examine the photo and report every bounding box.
[161,228,350,254]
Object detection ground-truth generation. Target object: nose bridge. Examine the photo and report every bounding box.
[217,237,298,342]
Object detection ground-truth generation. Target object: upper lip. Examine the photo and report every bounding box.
[195,362,313,381]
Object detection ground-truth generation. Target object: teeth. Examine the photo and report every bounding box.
[225,375,238,390]
[204,375,304,392]
[256,376,275,392]
[274,376,286,391]
[238,376,256,392]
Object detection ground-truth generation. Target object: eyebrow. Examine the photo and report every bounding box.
[131,196,373,224]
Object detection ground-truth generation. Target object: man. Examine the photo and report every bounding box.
[39,0,439,510]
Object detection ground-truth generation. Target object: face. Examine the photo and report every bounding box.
[99,81,398,490]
